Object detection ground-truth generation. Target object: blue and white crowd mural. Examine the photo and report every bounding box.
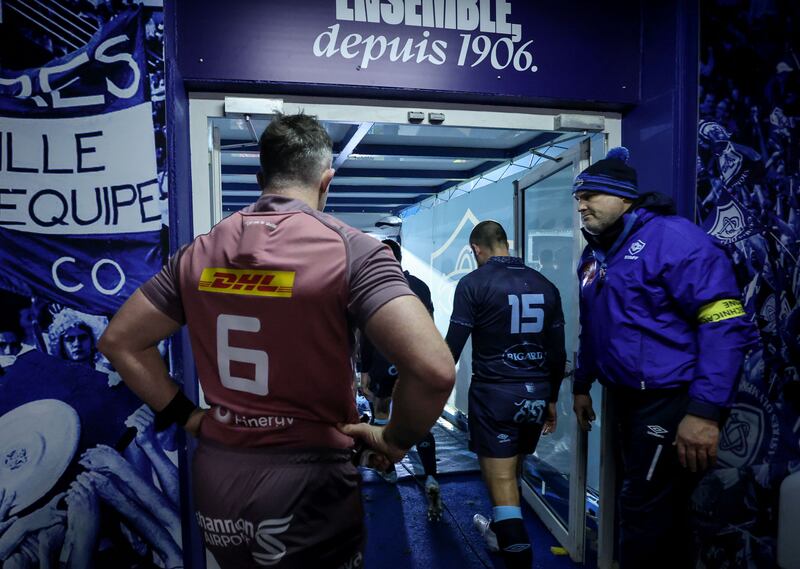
[0,2,180,567]
[694,1,799,567]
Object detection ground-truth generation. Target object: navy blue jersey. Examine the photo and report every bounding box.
[449,256,565,387]
[361,271,433,382]
[405,271,434,314]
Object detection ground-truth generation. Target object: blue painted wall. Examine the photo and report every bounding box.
[622,1,699,220]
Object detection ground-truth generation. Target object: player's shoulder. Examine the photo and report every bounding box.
[306,210,387,257]
[647,213,705,239]
[512,265,559,294]
[527,266,559,291]
[188,210,273,258]
[302,208,354,239]
[645,214,724,259]
[457,266,483,287]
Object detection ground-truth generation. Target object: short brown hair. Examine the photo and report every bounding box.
[258,113,333,189]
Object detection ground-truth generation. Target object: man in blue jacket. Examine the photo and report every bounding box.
[571,148,756,569]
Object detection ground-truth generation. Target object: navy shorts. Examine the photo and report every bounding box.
[367,367,397,399]
[468,381,549,458]
[193,440,364,569]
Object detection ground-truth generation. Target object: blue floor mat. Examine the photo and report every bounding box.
[360,417,591,568]
[362,472,581,569]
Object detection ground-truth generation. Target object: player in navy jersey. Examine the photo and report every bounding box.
[445,221,566,569]
[360,239,442,520]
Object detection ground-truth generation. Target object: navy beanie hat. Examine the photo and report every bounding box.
[572,147,639,199]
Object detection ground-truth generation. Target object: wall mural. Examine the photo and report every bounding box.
[694,1,799,566]
[0,2,180,567]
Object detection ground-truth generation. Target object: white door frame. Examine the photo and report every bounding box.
[513,135,620,565]
[188,92,620,235]
[186,92,621,565]
[515,140,590,561]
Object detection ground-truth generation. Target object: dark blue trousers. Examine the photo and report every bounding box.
[614,387,703,569]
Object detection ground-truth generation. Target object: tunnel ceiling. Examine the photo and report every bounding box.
[216,117,563,231]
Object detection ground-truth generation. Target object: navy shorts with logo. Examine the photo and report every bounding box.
[468,380,550,458]
[193,440,364,569]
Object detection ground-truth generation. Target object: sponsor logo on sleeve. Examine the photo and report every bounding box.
[198,268,295,298]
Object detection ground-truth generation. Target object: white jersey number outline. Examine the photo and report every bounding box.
[507,294,544,334]
[216,314,269,396]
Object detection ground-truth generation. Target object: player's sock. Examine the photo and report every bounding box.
[492,506,521,522]
[416,431,437,476]
[491,518,532,569]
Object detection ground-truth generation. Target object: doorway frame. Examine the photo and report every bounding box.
[186,92,620,565]
[515,139,590,561]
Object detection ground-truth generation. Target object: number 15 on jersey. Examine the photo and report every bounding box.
[508,294,544,334]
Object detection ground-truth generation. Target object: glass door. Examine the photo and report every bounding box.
[514,139,592,562]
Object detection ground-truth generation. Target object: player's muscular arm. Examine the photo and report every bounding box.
[98,290,184,412]
[363,295,455,450]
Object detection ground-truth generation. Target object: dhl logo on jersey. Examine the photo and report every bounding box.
[198,268,295,298]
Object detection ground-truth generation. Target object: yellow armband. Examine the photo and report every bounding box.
[697,299,745,324]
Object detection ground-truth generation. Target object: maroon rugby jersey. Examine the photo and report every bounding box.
[141,195,412,449]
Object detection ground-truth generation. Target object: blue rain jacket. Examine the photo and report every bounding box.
[573,196,757,421]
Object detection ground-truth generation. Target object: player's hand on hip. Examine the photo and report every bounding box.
[572,394,596,431]
[675,414,719,472]
[338,422,407,464]
[183,408,207,438]
[542,402,558,435]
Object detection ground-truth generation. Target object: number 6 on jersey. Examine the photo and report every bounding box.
[217,314,269,395]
